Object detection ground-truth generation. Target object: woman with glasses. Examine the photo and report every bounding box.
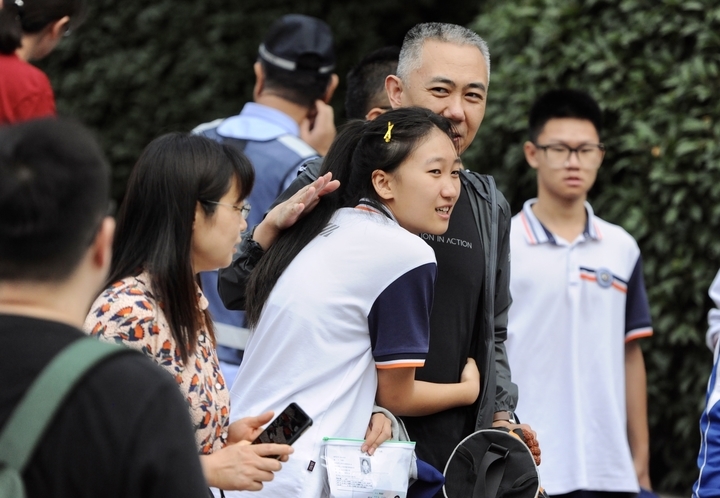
[82,133,308,494]
[0,0,85,124]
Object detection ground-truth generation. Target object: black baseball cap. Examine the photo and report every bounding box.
[258,14,335,74]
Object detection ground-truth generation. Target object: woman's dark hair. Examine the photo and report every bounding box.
[245,106,456,327]
[0,0,87,54]
[107,133,254,363]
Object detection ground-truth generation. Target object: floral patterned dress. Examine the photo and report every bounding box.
[83,272,230,454]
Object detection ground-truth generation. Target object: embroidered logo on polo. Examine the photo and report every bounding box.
[579,267,628,293]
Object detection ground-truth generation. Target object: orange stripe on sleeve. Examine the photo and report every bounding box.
[625,328,653,343]
[376,361,426,370]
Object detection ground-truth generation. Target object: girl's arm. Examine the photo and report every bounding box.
[376,358,480,417]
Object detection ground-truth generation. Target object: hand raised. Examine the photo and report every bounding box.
[300,100,336,156]
[253,172,340,249]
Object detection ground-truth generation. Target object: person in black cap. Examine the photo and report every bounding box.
[192,14,339,384]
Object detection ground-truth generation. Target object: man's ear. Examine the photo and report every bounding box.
[92,217,115,272]
[365,106,388,121]
[385,75,403,110]
[371,169,395,201]
[49,16,70,40]
[524,141,540,170]
[253,61,265,99]
[322,73,339,103]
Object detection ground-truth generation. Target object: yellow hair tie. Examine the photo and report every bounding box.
[384,122,394,143]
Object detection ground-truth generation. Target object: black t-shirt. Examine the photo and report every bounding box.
[402,184,485,474]
[0,314,209,498]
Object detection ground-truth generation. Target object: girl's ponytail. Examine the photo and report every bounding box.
[244,119,368,327]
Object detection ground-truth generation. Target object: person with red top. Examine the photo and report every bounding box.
[0,0,84,124]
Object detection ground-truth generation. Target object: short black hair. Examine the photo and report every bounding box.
[262,61,333,109]
[528,89,603,142]
[345,46,400,120]
[0,118,109,281]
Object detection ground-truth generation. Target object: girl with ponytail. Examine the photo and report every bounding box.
[230,107,481,497]
[0,0,85,123]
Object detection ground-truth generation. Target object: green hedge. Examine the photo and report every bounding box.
[467,0,720,492]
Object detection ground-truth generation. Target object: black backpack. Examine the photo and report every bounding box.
[0,338,130,498]
[443,428,546,498]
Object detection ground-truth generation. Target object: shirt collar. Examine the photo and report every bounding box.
[519,198,602,246]
[216,102,300,141]
[237,102,299,136]
[354,198,397,224]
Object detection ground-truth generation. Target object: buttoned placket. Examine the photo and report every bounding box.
[549,231,591,441]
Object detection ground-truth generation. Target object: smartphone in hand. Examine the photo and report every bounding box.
[252,402,313,448]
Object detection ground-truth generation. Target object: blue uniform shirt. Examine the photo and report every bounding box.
[193,103,320,370]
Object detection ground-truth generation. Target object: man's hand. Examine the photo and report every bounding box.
[492,419,541,466]
[200,440,293,491]
[362,412,393,456]
[253,172,340,249]
[300,100,336,156]
[227,411,274,444]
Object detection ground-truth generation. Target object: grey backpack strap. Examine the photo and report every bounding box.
[0,338,129,472]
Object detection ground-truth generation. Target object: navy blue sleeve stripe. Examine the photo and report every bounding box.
[625,255,653,335]
[368,263,436,361]
[374,352,428,363]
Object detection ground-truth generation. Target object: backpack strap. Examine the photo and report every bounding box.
[0,338,129,472]
[473,442,508,498]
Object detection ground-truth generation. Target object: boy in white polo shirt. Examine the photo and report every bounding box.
[506,89,653,498]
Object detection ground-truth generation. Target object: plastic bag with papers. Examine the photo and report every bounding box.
[322,437,415,498]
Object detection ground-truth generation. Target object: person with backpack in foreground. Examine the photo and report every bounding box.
[0,118,209,497]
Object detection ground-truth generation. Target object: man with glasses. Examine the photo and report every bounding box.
[506,89,653,498]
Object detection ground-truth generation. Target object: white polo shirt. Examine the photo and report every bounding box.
[227,204,436,498]
[507,199,652,495]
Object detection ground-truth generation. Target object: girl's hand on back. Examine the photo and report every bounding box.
[253,172,340,249]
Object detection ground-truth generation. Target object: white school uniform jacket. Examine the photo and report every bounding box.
[227,204,436,498]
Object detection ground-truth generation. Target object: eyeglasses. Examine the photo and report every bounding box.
[202,200,251,219]
[534,143,606,169]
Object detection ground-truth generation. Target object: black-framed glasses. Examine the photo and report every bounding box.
[534,142,606,169]
[202,200,251,219]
